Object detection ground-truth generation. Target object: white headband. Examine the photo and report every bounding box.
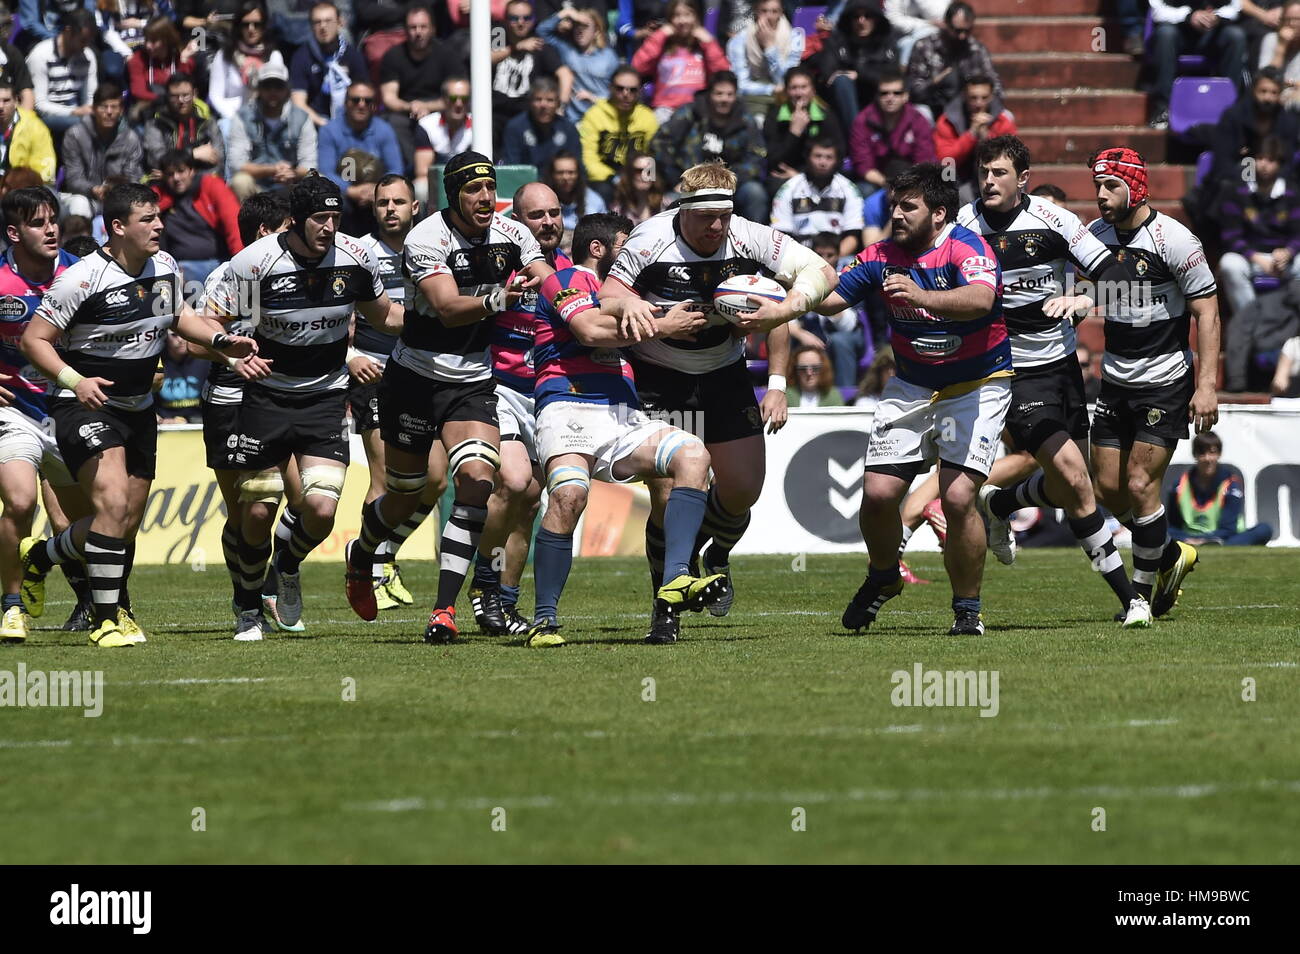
[677,188,735,212]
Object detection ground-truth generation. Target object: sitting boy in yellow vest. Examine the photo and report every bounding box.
[1166,432,1273,546]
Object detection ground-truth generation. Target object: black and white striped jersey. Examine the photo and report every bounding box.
[609,209,791,374]
[199,261,253,406]
[35,248,183,411]
[1087,211,1217,388]
[353,233,405,365]
[957,194,1110,368]
[394,210,544,383]
[212,232,384,394]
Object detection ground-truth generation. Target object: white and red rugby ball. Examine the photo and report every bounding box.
[711,274,786,323]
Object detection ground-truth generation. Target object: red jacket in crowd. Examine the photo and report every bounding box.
[151,175,244,258]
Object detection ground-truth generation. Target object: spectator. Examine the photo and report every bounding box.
[95,0,159,85]
[270,0,355,51]
[853,344,895,409]
[1149,0,1249,128]
[538,5,616,126]
[412,76,472,191]
[319,81,402,231]
[631,0,730,124]
[934,73,1016,199]
[176,0,244,35]
[544,149,606,238]
[861,175,890,245]
[608,149,666,224]
[26,8,97,139]
[61,81,144,219]
[651,71,767,219]
[905,2,1001,122]
[501,75,582,169]
[725,0,803,105]
[156,331,210,425]
[208,0,287,121]
[793,228,868,385]
[0,7,36,110]
[496,1,570,137]
[881,0,946,65]
[1077,342,1101,402]
[152,149,243,286]
[772,136,865,257]
[1259,1,1300,110]
[1217,136,1300,318]
[579,63,658,200]
[848,66,935,191]
[0,79,56,186]
[290,0,369,128]
[143,74,226,177]
[1210,68,1300,186]
[354,0,409,35]
[379,5,448,173]
[764,66,846,197]
[1166,432,1274,545]
[615,0,667,56]
[227,60,318,200]
[1271,332,1300,393]
[445,0,508,29]
[786,345,846,406]
[1031,182,1068,205]
[62,231,99,256]
[125,14,199,120]
[14,0,96,51]
[807,1,901,132]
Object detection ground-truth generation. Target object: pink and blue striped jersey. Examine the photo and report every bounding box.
[0,247,79,422]
[835,222,1011,390]
[492,248,574,396]
[534,265,638,412]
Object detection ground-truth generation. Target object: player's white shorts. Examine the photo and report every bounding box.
[495,383,538,462]
[0,405,75,486]
[865,376,1011,477]
[536,401,671,483]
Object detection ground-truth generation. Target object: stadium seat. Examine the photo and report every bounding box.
[793,5,826,36]
[1143,12,1211,74]
[704,6,720,36]
[1195,150,1214,186]
[1169,77,1236,138]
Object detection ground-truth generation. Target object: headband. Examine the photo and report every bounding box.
[677,188,735,212]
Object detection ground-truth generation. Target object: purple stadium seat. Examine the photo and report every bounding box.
[1253,274,1282,293]
[704,6,720,37]
[1195,150,1214,186]
[793,5,826,36]
[1169,77,1236,137]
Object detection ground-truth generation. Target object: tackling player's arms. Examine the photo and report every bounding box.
[419,260,555,328]
[568,299,707,347]
[818,274,994,322]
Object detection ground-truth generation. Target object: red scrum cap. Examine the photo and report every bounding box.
[1089,146,1149,207]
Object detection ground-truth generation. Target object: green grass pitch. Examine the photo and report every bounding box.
[2,548,1297,864]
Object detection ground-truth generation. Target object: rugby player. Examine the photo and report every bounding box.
[19,183,258,647]
[530,212,719,646]
[0,188,92,642]
[818,162,1010,636]
[343,151,555,644]
[347,174,444,612]
[957,135,1152,627]
[214,173,402,642]
[469,182,573,637]
[598,161,837,631]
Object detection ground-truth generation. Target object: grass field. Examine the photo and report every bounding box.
[2,548,1297,864]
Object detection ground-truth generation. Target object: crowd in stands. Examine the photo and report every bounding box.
[7,0,1300,401]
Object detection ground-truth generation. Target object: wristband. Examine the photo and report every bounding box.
[56,366,85,390]
[346,346,363,363]
[211,332,233,351]
[226,355,241,368]
[767,374,787,392]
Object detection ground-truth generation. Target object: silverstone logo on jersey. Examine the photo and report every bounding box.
[260,313,349,335]
[50,884,151,934]
[783,431,868,542]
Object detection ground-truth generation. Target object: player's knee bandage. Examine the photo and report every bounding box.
[237,469,284,505]
[300,464,347,502]
[654,430,702,477]
[547,465,590,495]
[385,465,428,494]
[449,439,500,479]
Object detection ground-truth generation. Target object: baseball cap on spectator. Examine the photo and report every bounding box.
[258,62,290,85]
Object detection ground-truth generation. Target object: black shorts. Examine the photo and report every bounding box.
[348,378,382,432]
[1006,355,1089,455]
[201,400,241,470]
[628,355,764,445]
[378,360,498,454]
[52,398,158,480]
[1090,375,1194,450]
[230,385,350,470]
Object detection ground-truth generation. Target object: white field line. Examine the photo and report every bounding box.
[349,777,1300,814]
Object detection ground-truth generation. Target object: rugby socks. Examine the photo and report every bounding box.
[236,535,272,611]
[351,497,400,571]
[645,518,666,593]
[697,487,751,568]
[373,539,395,581]
[28,526,84,573]
[499,583,521,612]
[119,542,134,612]
[390,501,436,556]
[1068,510,1138,607]
[869,563,902,587]
[531,528,572,623]
[84,531,126,627]
[989,472,1057,519]
[1130,506,1169,600]
[471,551,501,591]
[275,505,300,550]
[221,522,242,597]
[2,593,22,611]
[435,503,487,609]
[61,559,89,603]
[275,518,327,574]
[897,524,914,560]
[953,595,981,617]
[663,487,708,581]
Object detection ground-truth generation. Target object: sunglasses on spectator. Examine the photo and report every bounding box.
[447,94,469,103]
[613,84,639,93]
[796,364,822,373]
[241,18,264,28]
[348,95,374,105]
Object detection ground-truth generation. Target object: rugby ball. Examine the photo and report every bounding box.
[711,274,786,323]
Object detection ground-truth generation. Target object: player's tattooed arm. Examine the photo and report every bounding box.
[1188,294,1221,433]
